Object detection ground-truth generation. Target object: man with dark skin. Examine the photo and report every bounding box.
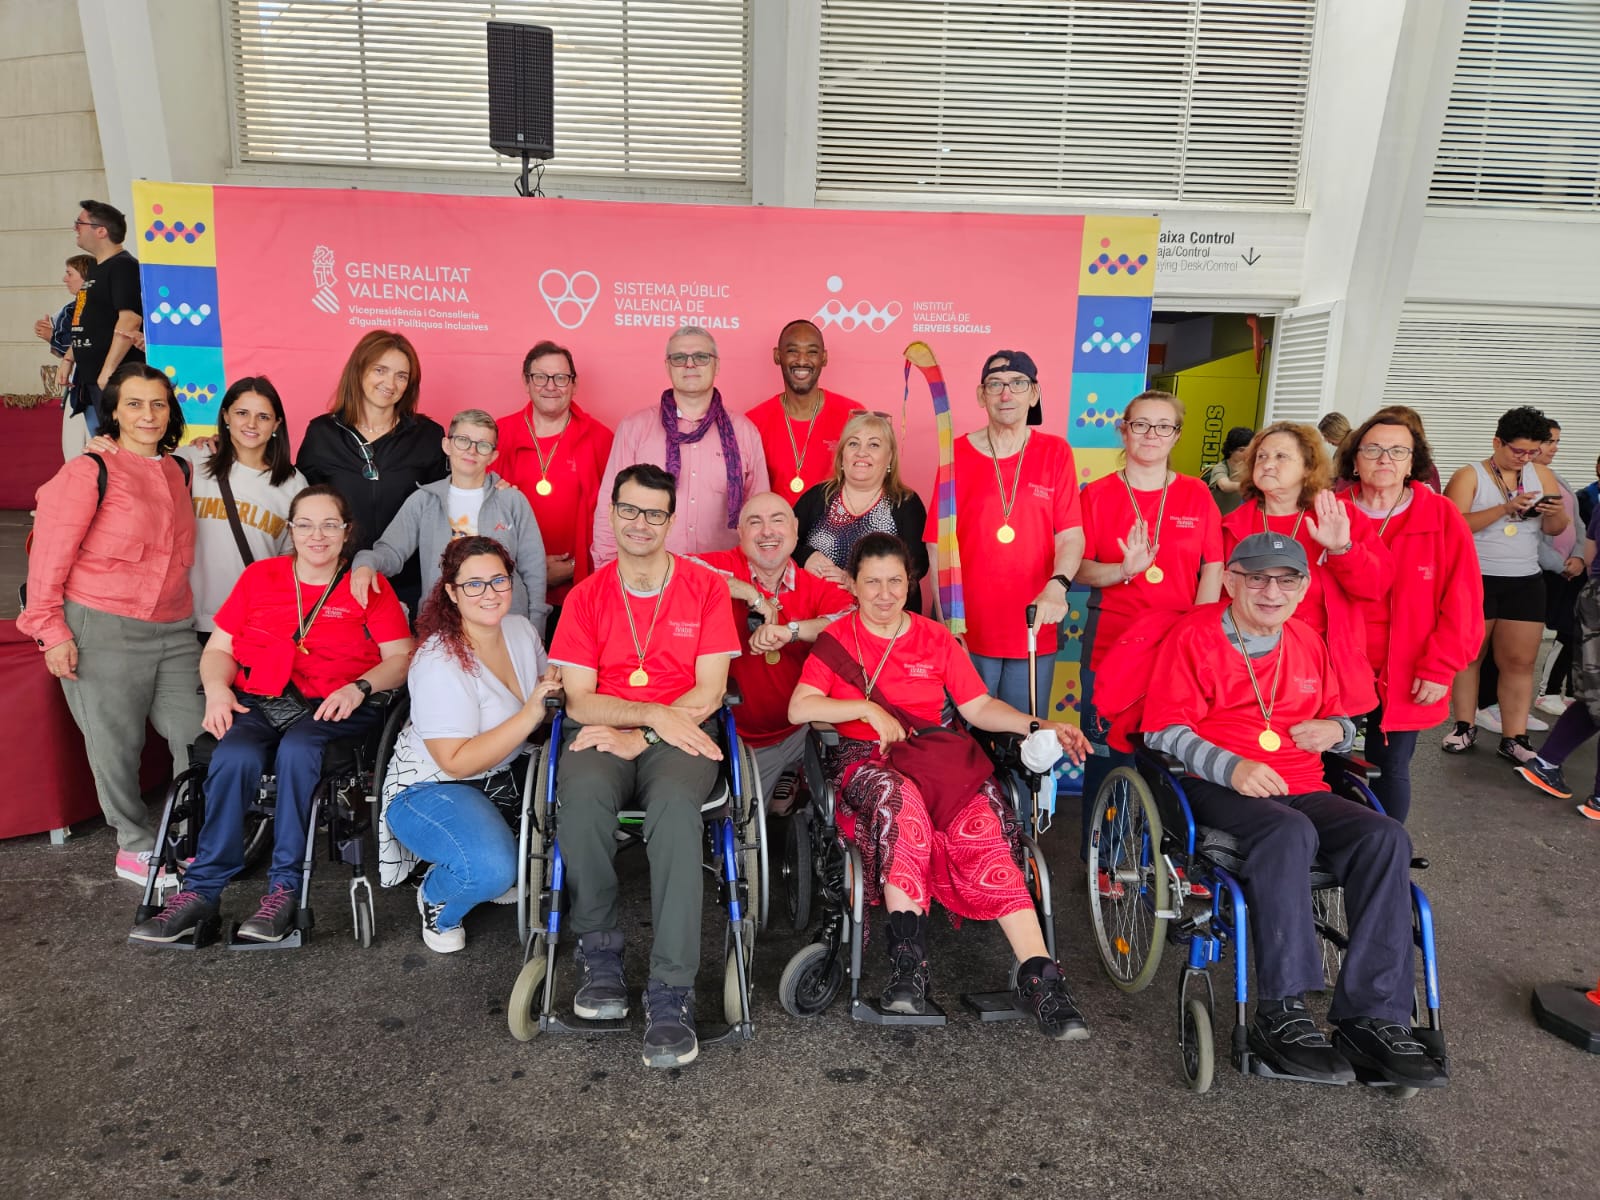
[745,319,862,498]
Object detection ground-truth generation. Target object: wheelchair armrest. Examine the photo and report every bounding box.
[1324,750,1378,783]
[544,688,566,711]
[809,722,840,747]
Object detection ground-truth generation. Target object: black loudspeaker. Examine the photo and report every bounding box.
[487,21,554,160]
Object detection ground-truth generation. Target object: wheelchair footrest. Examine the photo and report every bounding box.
[226,923,307,951]
[959,991,1026,1022]
[126,914,222,952]
[701,1021,754,1047]
[539,1012,631,1037]
[1245,1054,1351,1087]
[850,997,947,1027]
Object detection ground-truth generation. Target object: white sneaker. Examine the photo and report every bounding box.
[417,886,466,954]
[1475,706,1503,733]
[1527,711,1550,732]
[1536,694,1573,718]
[490,884,518,905]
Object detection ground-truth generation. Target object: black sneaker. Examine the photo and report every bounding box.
[1515,758,1573,799]
[880,910,930,1015]
[1012,957,1090,1041]
[1496,734,1538,766]
[129,890,218,943]
[1334,1017,1447,1088]
[1248,998,1355,1083]
[1440,722,1476,754]
[640,979,698,1068]
[573,929,629,1020]
[236,883,298,943]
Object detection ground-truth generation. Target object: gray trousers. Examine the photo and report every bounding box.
[557,721,719,988]
[750,724,808,808]
[59,600,204,851]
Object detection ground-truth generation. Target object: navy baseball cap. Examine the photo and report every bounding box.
[981,350,1042,426]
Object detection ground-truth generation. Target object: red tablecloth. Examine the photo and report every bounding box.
[0,400,65,510]
[0,618,174,840]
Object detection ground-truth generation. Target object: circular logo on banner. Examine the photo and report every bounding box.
[539,269,600,330]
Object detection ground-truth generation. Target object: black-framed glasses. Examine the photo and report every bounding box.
[1357,444,1413,461]
[454,575,513,597]
[982,377,1034,396]
[614,502,671,525]
[526,371,574,388]
[666,351,716,367]
[449,434,497,455]
[290,520,349,536]
[1125,418,1180,438]
[1229,569,1307,592]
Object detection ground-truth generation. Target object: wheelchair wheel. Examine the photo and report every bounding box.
[778,942,843,1018]
[737,744,768,932]
[722,917,756,1026]
[1181,997,1215,1094]
[782,811,813,932]
[1312,887,1348,992]
[1088,766,1169,992]
[507,934,547,1042]
[354,898,373,949]
[240,811,272,872]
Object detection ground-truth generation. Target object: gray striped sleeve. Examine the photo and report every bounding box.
[1331,716,1357,753]
[1146,724,1245,789]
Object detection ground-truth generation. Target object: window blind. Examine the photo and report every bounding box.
[815,0,1317,204]
[1262,301,1338,426]
[228,1,750,182]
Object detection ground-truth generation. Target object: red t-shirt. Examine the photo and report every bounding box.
[798,613,988,743]
[548,555,741,705]
[214,556,411,699]
[1080,471,1223,669]
[1140,604,1343,795]
[745,391,864,499]
[496,404,615,605]
[922,432,1082,658]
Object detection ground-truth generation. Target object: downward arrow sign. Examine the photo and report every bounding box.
[1241,247,1261,266]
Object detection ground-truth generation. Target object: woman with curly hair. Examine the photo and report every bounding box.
[1222,421,1394,720]
[378,536,561,953]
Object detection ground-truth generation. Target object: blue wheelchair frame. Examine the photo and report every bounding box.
[507,700,766,1046]
[1088,748,1444,1094]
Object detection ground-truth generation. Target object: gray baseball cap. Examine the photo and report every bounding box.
[1228,532,1308,573]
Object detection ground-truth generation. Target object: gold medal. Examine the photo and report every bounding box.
[764,650,781,665]
[628,667,649,688]
[1144,565,1164,584]
[997,524,1016,544]
[789,475,805,494]
[1258,729,1282,752]
[1503,524,1517,537]
[535,479,553,496]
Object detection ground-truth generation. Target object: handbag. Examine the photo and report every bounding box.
[811,629,994,831]
[241,685,314,733]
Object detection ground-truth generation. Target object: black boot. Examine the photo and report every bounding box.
[880,910,930,1015]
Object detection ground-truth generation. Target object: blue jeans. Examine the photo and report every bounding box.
[970,651,1057,721]
[1361,710,1420,824]
[184,703,383,898]
[385,781,517,930]
[1077,680,1131,861]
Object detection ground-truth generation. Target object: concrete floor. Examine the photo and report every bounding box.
[2,507,1597,1198]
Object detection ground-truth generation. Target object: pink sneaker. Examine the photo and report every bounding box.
[115,849,163,885]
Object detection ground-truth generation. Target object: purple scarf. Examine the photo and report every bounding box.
[660,387,744,528]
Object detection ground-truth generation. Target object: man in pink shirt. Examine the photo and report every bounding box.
[591,326,768,567]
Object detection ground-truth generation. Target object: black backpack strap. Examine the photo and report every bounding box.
[175,455,192,490]
[84,452,108,507]
[215,466,254,567]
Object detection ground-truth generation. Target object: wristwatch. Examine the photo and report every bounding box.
[640,727,662,747]
[352,679,373,700]
[1049,573,1072,592]
[787,620,801,643]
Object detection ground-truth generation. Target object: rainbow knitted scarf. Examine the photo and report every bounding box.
[904,342,963,634]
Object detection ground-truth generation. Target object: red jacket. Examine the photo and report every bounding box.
[1222,495,1392,717]
[20,451,195,650]
[1363,482,1485,732]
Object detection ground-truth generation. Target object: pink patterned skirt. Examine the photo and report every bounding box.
[830,737,1033,922]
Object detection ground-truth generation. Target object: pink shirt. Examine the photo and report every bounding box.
[20,451,196,649]
[591,403,769,566]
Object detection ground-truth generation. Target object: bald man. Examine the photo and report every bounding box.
[689,492,855,806]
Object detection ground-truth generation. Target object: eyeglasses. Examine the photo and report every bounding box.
[666,351,717,367]
[1504,446,1543,460]
[526,371,574,388]
[72,219,99,231]
[614,502,671,525]
[1229,569,1307,592]
[982,377,1034,396]
[449,434,497,455]
[1357,444,1413,461]
[454,575,513,597]
[1125,419,1180,439]
[290,520,349,536]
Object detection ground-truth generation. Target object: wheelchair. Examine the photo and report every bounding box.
[506,693,768,1045]
[776,724,1058,1026]
[1086,746,1445,1096]
[129,690,410,950]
